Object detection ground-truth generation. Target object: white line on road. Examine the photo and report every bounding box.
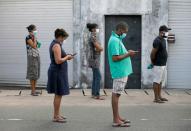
[140,118,149,121]
[181,119,191,121]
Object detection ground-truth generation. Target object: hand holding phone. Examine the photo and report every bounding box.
[71,53,77,56]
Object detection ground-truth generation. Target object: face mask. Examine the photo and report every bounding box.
[165,32,169,37]
[33,31,38,37]
[96,29,100,33]
[63,39,67,44]
[120,33,127,39]
[163,32,168,38]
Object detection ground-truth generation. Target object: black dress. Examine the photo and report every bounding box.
[47,40,69,96]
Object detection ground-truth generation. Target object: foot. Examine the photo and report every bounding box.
[112,120,130,127]
[120,118,131,123]
[59,115,67,119]
[159,97,168,101]
[53,116,67,123]
[153,99,165,103]
[93,96,105,100]
[31,92,39,96]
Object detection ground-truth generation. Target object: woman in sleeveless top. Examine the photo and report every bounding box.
[25,24,41,96]
[86,23,104,100]
[47,28,74,123]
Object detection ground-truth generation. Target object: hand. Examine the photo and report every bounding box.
[128,50,136,57]
[66,55,74,60]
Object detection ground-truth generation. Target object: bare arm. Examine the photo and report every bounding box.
[112,50,136,62]
[150,48,158,64]
[27,39,37,49]
[52,44,73,64]
[94,41,103,52]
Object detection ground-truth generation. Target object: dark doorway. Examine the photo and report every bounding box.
[104,15,141,89]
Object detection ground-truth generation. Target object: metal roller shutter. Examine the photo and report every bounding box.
[168,0,191,88]
[0,0,73,86]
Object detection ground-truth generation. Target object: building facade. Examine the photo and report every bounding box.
[0,0,190,89]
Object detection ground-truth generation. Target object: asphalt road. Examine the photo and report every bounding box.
[0,89,191,131]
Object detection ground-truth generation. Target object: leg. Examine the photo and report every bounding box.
[91,68,96,96]
[53,94,62,118]
[153,82,159,100]
[30,80,36,94]
[153,82,164,103]
[94,68,101,96]
[112,93,123,124]
[159,83,168,101]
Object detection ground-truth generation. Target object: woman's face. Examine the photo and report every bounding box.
[92,26,100,33]
[29,28,37,36]
[57,36,67,44]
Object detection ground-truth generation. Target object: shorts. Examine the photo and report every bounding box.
[153,66,166,84]
[112,77,128,95]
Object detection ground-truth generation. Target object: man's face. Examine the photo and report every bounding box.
[161,31,169,38]
[120,28,128,35]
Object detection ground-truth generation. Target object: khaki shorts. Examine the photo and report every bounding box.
[153,66,166,84]
[112,77,128,95]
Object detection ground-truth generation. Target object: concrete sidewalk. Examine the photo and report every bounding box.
[0,89,190,106]
[0,89,191,131]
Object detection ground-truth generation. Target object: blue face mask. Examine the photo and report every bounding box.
[120,33,127,39]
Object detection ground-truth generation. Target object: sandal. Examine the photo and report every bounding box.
[93,96,105,100]
[160,98,168,101]
[153,99,165,103]
[60,115,67,119]
[112,123,130,127]
[53,117,67,123]
[31,92,39,96]
[121,119,131,123]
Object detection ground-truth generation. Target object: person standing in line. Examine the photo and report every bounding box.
[108,22,137,127]
[25,24,41,96]
[150,25,170,103]
[47,28,74,123]
[87,23,105,100]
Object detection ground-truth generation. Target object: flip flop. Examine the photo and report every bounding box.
[153,99,165,103]
[60,115,67,119]
[112,123,130,127]
[52,117,67,123]
[121,119,131,123]
[93,96,105,100]
[31,93,39,96]
[160,98,168,101]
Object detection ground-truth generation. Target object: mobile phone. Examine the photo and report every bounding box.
[72,53,77,56]
[133,51,139,53]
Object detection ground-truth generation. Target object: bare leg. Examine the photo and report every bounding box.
[153,82,159,100]
[158,83,168,101]
[54,95,62,118]
[30,80,36,93]
[112,93,123,124]
[158,83,162,99]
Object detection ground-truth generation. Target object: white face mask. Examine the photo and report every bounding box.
[96,29,100,33]
[164,32,169,37]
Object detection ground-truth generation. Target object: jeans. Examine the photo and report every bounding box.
[92,68,101,96]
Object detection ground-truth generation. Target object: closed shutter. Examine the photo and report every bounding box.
[0,0,73,86]
[168,0,191,88]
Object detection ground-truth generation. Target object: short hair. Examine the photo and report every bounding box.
[159,25,171,32]
[54,28,69,38]
[26,24,36,32]
[116,22,128,31]
[86,23,98,32]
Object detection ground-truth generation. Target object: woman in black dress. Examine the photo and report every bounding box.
[47,28,73,123]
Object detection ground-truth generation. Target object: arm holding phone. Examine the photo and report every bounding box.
[112,50,137,62]
[53,44,74,64]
